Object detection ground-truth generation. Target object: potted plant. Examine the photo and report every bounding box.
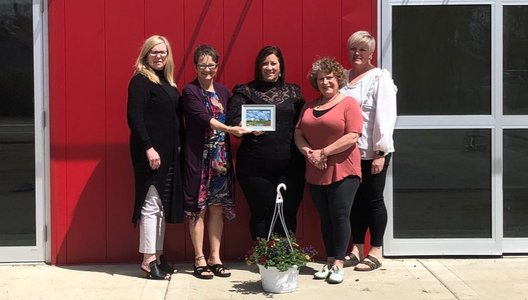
[245,233,317,293]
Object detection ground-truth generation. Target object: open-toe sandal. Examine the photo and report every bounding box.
[354,255,382,271]
[141,260,171,280]
[208,263,231,278]
[193,264,214,279]
[344,253,360,267]
[158,254,176,274]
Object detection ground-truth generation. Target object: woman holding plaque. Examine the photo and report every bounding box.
[226,46,305,241]
[181,44,249,279]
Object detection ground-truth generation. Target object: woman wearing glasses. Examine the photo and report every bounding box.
[127,35,183,280]
[226,46,305,241]
[181,44,250,279]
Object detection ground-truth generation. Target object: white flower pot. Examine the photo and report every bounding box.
[257,264,299,293]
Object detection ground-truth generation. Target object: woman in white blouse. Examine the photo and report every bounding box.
[340,31,397,271]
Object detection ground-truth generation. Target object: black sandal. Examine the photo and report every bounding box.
[193,264,214,279]
[141,260,171,280]
[158,255,175,274]
[193,256,213,279]
[208,263,231,278]
[344,253,360,267]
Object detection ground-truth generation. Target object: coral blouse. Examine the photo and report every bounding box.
[296,96,363,185]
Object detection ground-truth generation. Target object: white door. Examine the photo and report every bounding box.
[382,0,528,255]
[0,0,48,262]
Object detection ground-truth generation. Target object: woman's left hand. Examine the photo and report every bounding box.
[228,126,252,137]
[308,149,327,170]
[371,157,385,174]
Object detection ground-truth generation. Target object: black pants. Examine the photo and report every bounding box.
[236,156,305,240]
[350,154,391,247]
[309,176,360,260]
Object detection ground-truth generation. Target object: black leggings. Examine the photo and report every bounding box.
[309,176,360,260]
[236,156,305,240]
[350,154,391,247]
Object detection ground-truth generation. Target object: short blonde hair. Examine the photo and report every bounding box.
[134,35,176,87]
[347,31,376,53]
[307,57,346,90]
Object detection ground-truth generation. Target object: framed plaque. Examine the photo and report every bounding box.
[241,104,276,131]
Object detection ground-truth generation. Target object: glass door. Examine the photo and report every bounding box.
[502,3,528,253]
[382,0,528,255]
[0,0,47,262]
[381,1,501,255]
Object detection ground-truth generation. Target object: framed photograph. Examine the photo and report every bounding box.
[241,104,276,131]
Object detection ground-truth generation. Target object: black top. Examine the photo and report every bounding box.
[127,70,184,224]
[226,80,304,161]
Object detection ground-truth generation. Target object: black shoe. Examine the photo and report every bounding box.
[158,255,176,274]
[141,260,170,280]
[208,263,231,278]
[193,264,214,279]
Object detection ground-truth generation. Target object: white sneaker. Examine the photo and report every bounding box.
[327,265,344,284]
[313,264,331,279]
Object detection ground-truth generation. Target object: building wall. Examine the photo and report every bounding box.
[48,0,376,264]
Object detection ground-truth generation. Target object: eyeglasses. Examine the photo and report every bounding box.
[197,64,218,70]
[149,50,168,57]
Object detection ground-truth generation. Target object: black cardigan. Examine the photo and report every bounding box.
[127,72,184,224]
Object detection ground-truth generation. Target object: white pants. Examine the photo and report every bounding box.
[139,185,165,254]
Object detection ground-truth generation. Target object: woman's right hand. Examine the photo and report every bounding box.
[146,147,161,170]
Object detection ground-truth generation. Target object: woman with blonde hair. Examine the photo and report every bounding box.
[127,35,183,280]
[340,31,397,271]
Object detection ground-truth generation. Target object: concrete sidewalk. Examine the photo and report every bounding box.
[2,257,528,300]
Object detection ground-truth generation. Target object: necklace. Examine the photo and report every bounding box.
[315,93,340,109]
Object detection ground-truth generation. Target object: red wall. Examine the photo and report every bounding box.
[48,0,377,264]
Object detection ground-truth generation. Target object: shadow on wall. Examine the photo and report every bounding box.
[53,141,263,264]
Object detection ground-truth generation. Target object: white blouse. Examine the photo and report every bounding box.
[340,68,397,160]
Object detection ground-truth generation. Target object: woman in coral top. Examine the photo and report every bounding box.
[294,57,363,284]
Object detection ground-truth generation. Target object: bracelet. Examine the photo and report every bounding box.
[320,148,326,159]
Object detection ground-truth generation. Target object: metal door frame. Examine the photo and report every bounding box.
[379,0,523,256]
[0,0,49,263]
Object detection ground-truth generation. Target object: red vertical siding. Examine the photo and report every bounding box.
[62,0,108,263]
[104,0,145,263]
[222,0,264,259]
[49,0,377,264]
[48,0,67,265]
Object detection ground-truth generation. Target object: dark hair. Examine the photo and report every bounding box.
[193,44,219,64]
[254,46,285,84]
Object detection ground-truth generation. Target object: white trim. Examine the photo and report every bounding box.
[33,0,46,262]
[384,239,502,256]
[492,1,504,250]
[41,0,51,264]
[503,239,528,253]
